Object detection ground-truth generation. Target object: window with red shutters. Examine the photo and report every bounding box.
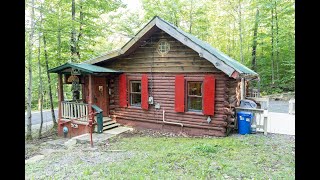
[175,75,215,115]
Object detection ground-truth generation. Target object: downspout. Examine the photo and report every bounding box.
[162,109,183,127]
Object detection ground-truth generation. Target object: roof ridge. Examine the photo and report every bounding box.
[84,16,257,77]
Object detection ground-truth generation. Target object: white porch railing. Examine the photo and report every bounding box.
[235,97,269,135]
[235,107,268,135]
[61,101,89,121]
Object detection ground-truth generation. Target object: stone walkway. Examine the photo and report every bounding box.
[65,126,133,147]
[25,126,133,165]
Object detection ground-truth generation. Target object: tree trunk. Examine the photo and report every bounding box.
[38,31,44,139]
[38,2,44,138]
[233,21,236,51]
[238,0,244,63]
[70,0,78,62]
[76,1,83,60]
[43,33,58,129]
[57,5,61,61]
[271,2,275,84]
[275,0,279,81]
[189,0,193,33]
[26,0,35,141]
[251,8,259,72]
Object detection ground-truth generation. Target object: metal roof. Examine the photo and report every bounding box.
[164,19,258,76]
[48,62,120,74]
[85,16,258,78]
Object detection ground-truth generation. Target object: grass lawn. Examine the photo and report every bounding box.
[25,130,295,179]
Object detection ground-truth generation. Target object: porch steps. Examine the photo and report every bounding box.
[102,117,121,132]
[93,117,121,133]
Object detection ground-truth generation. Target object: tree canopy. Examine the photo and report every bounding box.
[26,0,295,111]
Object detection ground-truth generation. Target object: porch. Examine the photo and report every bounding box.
[49,62,122,137]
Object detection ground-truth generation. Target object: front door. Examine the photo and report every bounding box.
[93,76,108,116]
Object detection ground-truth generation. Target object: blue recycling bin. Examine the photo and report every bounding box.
[237,111,253,135]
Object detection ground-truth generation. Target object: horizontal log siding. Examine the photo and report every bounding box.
[102,30,238,136]
[108,73,232,136]
[100,30,220,73]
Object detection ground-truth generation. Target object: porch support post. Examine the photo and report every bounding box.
[58,73,64,122]
[88,74,93,116]
[240,78,245,100]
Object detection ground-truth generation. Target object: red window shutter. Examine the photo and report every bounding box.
[141,74,149,110]
[119,74,127,107]
[175,75,185,112]
[203,75,215,116]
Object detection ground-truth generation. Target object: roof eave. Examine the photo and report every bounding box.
[84,16,257,79]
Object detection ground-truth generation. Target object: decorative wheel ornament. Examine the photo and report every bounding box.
[157,39,170,56]
[67,75,79,83]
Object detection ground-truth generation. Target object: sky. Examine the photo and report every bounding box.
[122,0,142,11]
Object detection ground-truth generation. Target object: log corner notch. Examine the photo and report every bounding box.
[231,71,240,79]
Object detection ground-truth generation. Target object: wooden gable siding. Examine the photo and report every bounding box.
[108,72,237,137]
[99,29,220,73]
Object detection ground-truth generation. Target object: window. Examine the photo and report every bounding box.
[187,82,203,112]
[157,39,170,56]
[130,81,141,106]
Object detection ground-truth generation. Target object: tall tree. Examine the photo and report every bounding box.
[37,31,44,138]
[26,0,35,140]
[275,0,279,81]
[271,1,275,84]
[70,0,78,62]
[43,31,58,129]
[188,0,194,33]
[251,8,259,71]
[238,0,244,63]
[38,1,44,138]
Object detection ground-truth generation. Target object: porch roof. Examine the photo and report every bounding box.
[48,62,121,74]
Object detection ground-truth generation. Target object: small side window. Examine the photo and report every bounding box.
[187,81,203,112]
[130,81,141,107]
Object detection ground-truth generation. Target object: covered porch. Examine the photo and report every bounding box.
[48,62,121,137]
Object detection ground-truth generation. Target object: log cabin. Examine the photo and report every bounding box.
[49,16,259,137]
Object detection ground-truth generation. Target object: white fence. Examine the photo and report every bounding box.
[61,101,89,121]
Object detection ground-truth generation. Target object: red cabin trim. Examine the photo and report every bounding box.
[141,74,149,110]
[175,75,185,112]
[119,74,127,107]
[203,75,215,116]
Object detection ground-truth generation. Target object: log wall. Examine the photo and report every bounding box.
[99,30,219,73]
[108,72,238,137]
[100,29,238,136]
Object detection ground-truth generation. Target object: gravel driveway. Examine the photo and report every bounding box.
[268,100,289,113]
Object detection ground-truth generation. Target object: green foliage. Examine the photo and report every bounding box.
[141,0,295,94]
[26,0,295,110]
[25,0,126,110]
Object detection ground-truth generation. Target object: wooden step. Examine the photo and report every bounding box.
[103,117,112,123]
[102,123,121,131]
[103,120,116,127]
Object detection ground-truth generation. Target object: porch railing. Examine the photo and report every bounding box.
[235,107,268,135]
[61,101,89,121]
[234,97,269,135]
